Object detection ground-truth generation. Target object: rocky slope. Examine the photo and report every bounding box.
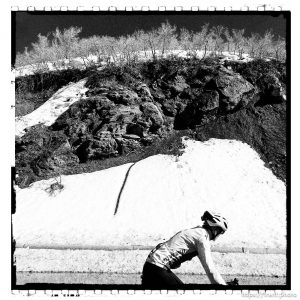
[15,57,287,187]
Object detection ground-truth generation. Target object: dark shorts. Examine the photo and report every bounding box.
[141,262,184,289]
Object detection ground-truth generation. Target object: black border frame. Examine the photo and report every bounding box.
[11,9,291,291]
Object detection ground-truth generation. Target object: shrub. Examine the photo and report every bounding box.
[45,175,64,196]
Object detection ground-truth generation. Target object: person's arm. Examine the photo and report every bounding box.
[196,240,227,285]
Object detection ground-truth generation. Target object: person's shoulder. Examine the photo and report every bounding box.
[188,226,208,240]
[188,226,210,247]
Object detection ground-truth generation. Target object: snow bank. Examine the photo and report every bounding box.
[15,78,88,137]
[13,138,286,250]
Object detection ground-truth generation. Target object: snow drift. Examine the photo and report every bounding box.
[15,78,88,137]
[13,138,286,251]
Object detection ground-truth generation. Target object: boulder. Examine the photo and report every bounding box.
[214,72,255,111]
[15,125,79,187]
[140,102,164,130]
[135,83,153,102]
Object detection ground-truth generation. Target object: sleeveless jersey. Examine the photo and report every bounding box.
[146,226,226,285]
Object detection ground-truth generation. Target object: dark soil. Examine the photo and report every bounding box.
[194,102,287,182]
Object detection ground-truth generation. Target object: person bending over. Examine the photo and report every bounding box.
[141,211,228,288]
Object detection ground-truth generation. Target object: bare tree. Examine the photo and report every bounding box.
[118,35,140,65]
[211,25,226,55]
[273,36,286,62]
[87,35,105,64]
[179,28,194,55]
[192,23,210,58]
[224,28,234,54]
[74,38,97,69]
[133,30,150,59]
[232,29,245,58]
[156,21,177,57]
[145,29,160,60]
[246,33,260,59]
[15,47,33,68]
[30,33,53,72]
[52,27,82,65]
[93,36,119,64]
[257,30,274,59]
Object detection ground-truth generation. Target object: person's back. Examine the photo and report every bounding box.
[141,211,228,288]
[146,226,209,270]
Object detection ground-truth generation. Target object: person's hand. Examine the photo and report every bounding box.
[226,278,239,286]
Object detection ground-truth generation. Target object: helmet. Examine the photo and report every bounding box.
[201,211,228,233]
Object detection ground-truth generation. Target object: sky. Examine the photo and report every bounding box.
[13,12,288,53]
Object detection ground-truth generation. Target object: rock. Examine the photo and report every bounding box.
[150,87,166,102]
[189,78,203,88]
[214,73,255,111]
[198,90,219,112]
[106,86,139,105]
[173,91,219,129]
[170,75,189,95]
[76,131,119,162]
[115,138,142,155]
[107,106,143,135]
[258,73,286,103]
[68,121,89,136]
[109,106,142,124]
[195,65,218,83]
[86,87,110,97]
[135,83,153,101]
[15,125,79,186]
[140,102,164,130]
[88,137,119,160]
[122,134,141,140]
[161,99,178,117]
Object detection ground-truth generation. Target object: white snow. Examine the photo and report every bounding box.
[13,138,286,251]
[15,78,88,137]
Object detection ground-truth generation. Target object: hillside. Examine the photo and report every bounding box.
[15,57,287,187]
